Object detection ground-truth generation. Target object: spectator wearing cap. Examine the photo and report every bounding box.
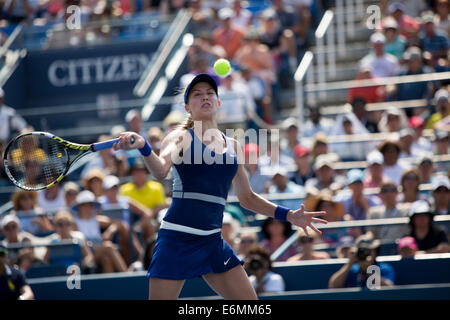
[101,174,155,244]
[125,109,146,138]
[147,127,164,156]
[310,132,330,160]
[260,217,298,261]
[432,129,449,160]
[0,214,39,271]
[280,117,300,159]
[240,143,270,195]
[399,128,424,159]
[426,88,449,130]
[289,144,315,186]
[82,168,106,199]
[119,158,168,214]
[0,87,27,143]
[368,180,411,241]
[287,228,330,262]
[398,168,429,203]
[417,153,435,184]
[163,110,184,135]
[338,169,382,222]
[229,0,253,31]
[305,189,349,246]
[392,47,432,111]
[63,182,80,209]
[71,190,127,273]
[266,167,305,209]
[378,139,410,185]
[98,175,145,265]
[434,0,450,36]
[378,107,408,133]
[408,200,449,253]
[363,150,388,189]
[410,115,434,154]
[302,107,335,138]
[420,11,449,62]
[359,32,399,78]
[329,233,395,289]
[329,113,374,161]
[398,236,419,259]
[350,98,379,133]
[382,16,407,59]
[258,8,298,81]
[44,211,95,272]
[236,231,258,260]
[336,236,355,259]
[431,175,450,215]
[385,2,420,41]
[213,7,245,59]
[216,69,256,125]
[305,154,346,194]
[0,245,34,300]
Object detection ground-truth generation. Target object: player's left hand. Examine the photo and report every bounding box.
[287,204,327,236]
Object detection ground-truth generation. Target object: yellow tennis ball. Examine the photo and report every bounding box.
[214,58,231,77]
[57,153,62,158]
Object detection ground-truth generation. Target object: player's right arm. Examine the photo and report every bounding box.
[113,129,191,181]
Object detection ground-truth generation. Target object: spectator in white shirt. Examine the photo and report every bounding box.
[378,139,410,185]
[359,32,400,78]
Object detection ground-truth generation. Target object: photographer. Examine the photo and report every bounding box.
[328,233,395,288]
[244,246,285,294]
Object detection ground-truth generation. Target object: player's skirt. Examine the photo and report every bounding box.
[147,227,243,280]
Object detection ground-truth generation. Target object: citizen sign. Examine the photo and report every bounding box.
[48,54,151,87]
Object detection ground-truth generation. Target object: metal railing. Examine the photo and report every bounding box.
[133,10,192,121]
[0,24,26,87]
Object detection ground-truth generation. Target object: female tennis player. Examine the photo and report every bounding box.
[113,74,327,299]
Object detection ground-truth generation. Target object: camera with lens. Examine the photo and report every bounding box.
[356,247,371,261]
[249,257,264,272]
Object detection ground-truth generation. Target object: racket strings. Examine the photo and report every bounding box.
[6,135,68,190]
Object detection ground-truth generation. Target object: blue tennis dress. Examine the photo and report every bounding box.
[147,128,242,280]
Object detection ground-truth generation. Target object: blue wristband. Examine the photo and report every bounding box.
[274,205,290,221]
[139,140,152,157]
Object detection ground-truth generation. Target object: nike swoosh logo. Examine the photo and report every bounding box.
[224,257,231,265]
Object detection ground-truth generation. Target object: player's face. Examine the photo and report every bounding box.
[186,82,219,120]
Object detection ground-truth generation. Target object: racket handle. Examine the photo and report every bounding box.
[92,137,135,152]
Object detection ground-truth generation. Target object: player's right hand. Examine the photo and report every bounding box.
[113,131,145,150]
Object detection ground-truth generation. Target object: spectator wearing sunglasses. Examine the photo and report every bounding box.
[236,231,258,260]
[431,175,449,215]
[367,180,411,241]
[398,169,429,204]
[287,228,330,261]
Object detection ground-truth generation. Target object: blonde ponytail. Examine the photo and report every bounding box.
[181,113,194,130]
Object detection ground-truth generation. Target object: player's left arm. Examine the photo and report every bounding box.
[230,139,327,235]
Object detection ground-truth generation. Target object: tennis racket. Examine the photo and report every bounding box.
[3,131,134,191]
